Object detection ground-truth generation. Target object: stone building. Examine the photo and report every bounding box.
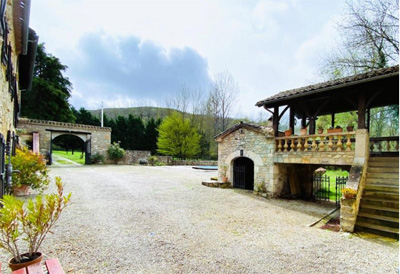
[216,66,399,238]
[0,0,37,196]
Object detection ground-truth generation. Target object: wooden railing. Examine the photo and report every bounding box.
[275,132,356,153]
[370,137,399,153]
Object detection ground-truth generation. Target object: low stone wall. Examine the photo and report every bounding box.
[157,156,173,165]
[274,151,355,166]
[172,159,217,166]
[107,150,151,165]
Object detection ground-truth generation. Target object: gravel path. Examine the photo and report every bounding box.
[0,165,398,273]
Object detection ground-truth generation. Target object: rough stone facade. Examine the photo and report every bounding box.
[18,118,111,159]
[0,1,25,140]
[111,150,151,165]
[274,151,354,165]
[216,123,285,197]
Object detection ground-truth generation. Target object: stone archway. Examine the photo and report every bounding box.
[232,157,254,190]
[50,133,89,165]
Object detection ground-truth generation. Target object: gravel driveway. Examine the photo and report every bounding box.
[0,165,398,274]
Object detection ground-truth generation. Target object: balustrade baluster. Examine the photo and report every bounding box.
[297,138,303,151]
[277,140,282,152]
[337,135,343,151]
[318,136,325,151]
[290,139,295,152]
[370,141,375,152]
[396,141,399,152]
[304,137,309,151]
[311,137,317,151]
[386,140,391,152]
[346,134,352,151]
[378,142,382,153]
[327,135,333,151]
[284,139,289,152]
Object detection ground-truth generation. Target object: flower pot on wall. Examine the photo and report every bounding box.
[284,129,292,136]
[317,129,324,134]
[327,128,343,133]
[300,128,307,135]
[346,126,354,132]
[8,252,43,271]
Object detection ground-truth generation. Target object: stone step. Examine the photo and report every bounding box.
[361,197,399,208]
[355,222,399,239]
[362,190,399,200]
[370,157,399,162]
[202,181,231,188]
[368,167,399,173]
[364,184,399,193]
[357,212,399,228]
[359,204,399,218]
[368,161,399,168]
[366,178,399,185]
[367,172,399,179]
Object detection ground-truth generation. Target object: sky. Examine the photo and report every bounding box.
[29,0,348,120]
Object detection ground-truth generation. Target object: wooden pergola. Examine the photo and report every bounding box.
[256,66,399,137]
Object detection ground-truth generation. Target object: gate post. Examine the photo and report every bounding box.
[85,139,92,165]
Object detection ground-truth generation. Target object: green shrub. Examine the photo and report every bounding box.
[0,177,71,263]
[11,148,50,191]
[91,153,105,164]
[148,156,158,166]
[107,142,126,163]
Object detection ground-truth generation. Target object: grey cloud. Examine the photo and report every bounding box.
[69,32,211,107]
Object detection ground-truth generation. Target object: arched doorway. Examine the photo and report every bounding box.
[50,133,91,165]
[233,157,254,190]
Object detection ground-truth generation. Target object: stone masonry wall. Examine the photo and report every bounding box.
[217,126,285,197]
[17,118,111,158]
[0,1,21,140]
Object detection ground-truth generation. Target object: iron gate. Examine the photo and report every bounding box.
[335,176,348,205]
[313,174,330,201]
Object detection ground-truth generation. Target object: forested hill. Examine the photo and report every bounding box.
[88,107,178,121]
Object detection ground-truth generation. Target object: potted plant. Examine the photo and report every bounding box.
[107,142,126,164]
[284,128,293,136]
[327,125,343,133]
[317,125,324,134]
[300,127,307,135]
[221,164,229,183]
[346,122,355,132]
[11,148,50,196]
[342,188,357,199]
[0,177,71,271]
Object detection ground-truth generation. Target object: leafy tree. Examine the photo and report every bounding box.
[72,107,100,126]
[157,112,201,159]
[21,44,74,122]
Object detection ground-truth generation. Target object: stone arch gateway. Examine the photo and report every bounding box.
[17,118,111,164]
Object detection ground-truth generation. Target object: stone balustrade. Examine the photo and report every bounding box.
[275,132,356,153]
[370,136,399,153]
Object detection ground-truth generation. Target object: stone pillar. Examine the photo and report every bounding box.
[340,129,369,232]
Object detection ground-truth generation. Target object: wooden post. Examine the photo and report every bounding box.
[367,108,370,132]
[309,117,316,135]
[331,112,335,128]
[358,94,366,129]
[289,106,295,133]
[301,113,306,129]
[273,106,279,137]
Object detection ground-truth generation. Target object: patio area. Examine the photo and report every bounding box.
[0,165,397,274]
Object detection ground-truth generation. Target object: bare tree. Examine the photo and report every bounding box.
[207,71,239,134]
[321,0,399,78]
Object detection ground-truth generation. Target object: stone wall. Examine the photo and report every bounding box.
[216,124,285,197]
[172,159,218,166]
[0,1,21,140]
[274,151,355,166]
[17,118,111,159]
[110,150,151,165]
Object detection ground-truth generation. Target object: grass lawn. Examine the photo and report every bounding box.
[53,150,85,165]
[316,169,349,202]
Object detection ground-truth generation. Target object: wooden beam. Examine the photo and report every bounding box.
[366,90,382,108]
[301,113,307,128]
[264,105,274,115]
[309,117,316,135]
[289,106,295,131]
[278,105,290,121]
[367,108,371,131]
[358,93,366,129]
[273,106,279,137]
[331,112,335,128]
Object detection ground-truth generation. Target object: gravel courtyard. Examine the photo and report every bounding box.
[1,165,398,274]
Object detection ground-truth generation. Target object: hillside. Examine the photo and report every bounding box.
[88,107,177,121]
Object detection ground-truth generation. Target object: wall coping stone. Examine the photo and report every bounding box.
[18,118,112,132]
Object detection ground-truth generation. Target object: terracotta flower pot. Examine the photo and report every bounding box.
[284,130,292,136]
[222,176,228,183]
[344,194,356,199]
[317,129,323,134]
[346,126,354,132]
[12,184,31,196]
[9,252,43,271]
[300,128,307,135]
[327,128,343,133]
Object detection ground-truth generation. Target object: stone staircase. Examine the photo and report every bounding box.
[355,157,399,239]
